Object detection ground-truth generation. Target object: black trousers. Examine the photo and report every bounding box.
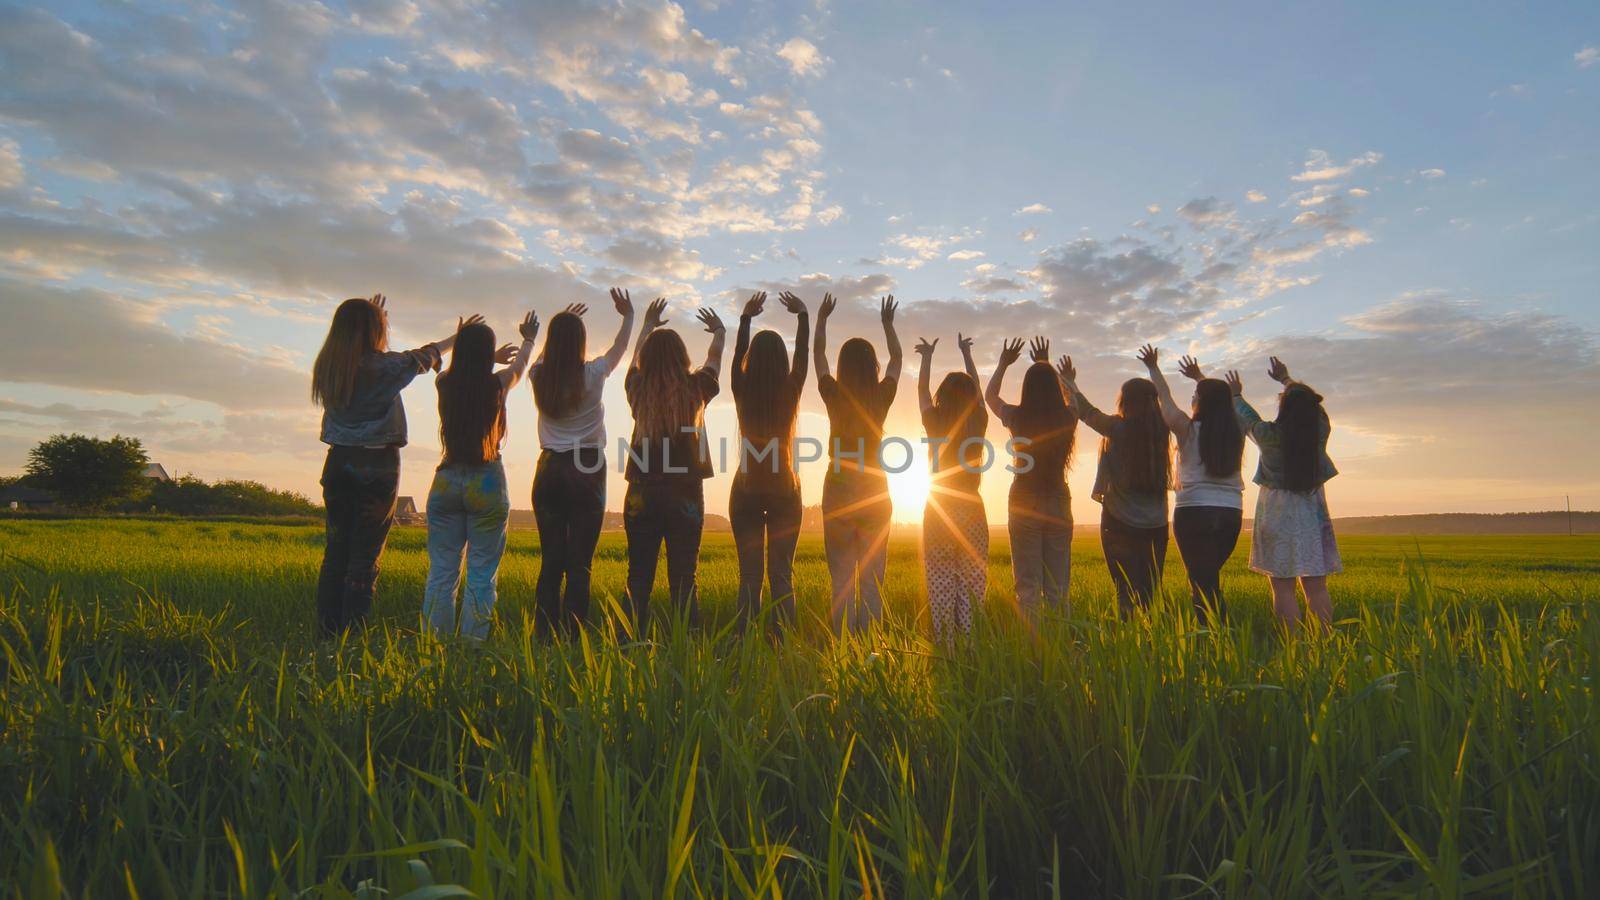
[316,445,400,637]
[1172,505,1242,621]
[531,448,607,633]
[728,473,803,634]
[1100,512,1168,615]
[623,480,705,629]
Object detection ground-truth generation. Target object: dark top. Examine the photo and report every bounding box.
[731,312,809,492]
[921,402,987,499]
[997,403,1073,497]
[1234,396,1338,490]
[319,346,440,448]
[437,374,508,467]
[817,373,897,474]
[624,366,721,483]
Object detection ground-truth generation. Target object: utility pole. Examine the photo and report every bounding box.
[1568,495,1573,537]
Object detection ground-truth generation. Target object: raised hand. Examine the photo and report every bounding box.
[1030,336,1050,362]
[879,294,898,324]
[643,298,669,329]
[1267,356,1291,384]
[742,291,767,318]
[777,291,806,315]
[495,343,518,365]
[609,288,633,316]
[563,303,589,317]
[1178,355,1203,381]
[695,307,726,334]
[1225,370,1243,396]
[518,310,539,342]
[999,338,1025,367]
[370,293,387,310]
[457,314,485,331]
[958,333,975,357]
[914,336,938,358]
[1136,343,1158,367]
[818,293,837,319]
[1056,354,1076,384]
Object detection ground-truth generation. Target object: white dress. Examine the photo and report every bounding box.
[1249,485,1342,578]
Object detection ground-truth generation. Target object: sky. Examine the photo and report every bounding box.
[1,0,1597,523]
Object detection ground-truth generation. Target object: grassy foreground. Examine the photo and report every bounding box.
[0,519,1596,897]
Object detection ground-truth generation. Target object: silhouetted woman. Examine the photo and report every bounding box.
[915,332,988,643]
[1229,357,1341,629]
[310,294,467,637]
[422,313,537,639]
[622,299,725,628]
[730,290,809,634]
[530,289,635,633]
[1060,357,1172,614]
[814,294,902,633]
[1139,345,1244,621]
[986,337,1077,618]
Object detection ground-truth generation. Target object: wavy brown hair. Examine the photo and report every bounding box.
[632,329,700,440]
[928,372,986,475]
[1014,361,1077,477]
[311,297,388,409]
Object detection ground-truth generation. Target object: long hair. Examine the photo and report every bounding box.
[533,311,587,418]
[632,329,699,440]
[739,329,794,448]
[1108,377,1170,493]
[437,322,505,465]
[835,337,881,404]
[1014,362,1077,476]
[1193,377,1244,478]
[929,372,986,474]
[1277,383,1327,492]
[311,297,388,409]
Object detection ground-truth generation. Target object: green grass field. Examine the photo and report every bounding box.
[1,518,1596,897]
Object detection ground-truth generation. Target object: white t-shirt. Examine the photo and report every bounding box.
[1174,422,1245,509]
[533,358,611,450]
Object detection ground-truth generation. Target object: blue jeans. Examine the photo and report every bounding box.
[422,461,510,640]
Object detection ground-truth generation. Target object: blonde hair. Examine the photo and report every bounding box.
[312,298,388,409]
[632,329,700,440]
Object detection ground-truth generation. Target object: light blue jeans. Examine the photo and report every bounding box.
[422,461,510,640]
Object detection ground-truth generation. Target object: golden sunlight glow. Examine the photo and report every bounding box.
[887,466,931,520]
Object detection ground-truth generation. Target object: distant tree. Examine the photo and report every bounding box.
[25,433,149,508]
[143,475,319,517]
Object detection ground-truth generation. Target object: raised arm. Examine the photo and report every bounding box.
[598,288,636,373]
[813,292,835,382]
[496,311,539,390]
[1057,355,1118,436]
[778,291,810,389]
[914,336,938,415]
[1226,369,1269,442]
[696,308,727,375]
[1138,344,1190,438]
[985,338,1024,418]
[730,292,763,391]
[630,298,669,371]
[880,295,903,384]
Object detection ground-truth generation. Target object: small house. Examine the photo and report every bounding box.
[394,496,423,525]
[2,484,56,512]
[143,463,172,482]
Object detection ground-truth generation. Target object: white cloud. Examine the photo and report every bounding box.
[947,249,985,261]
[1245,189,1267,203]
[1291,149,1383,182]
[1576,46,1598,68]
[1014,202,1051,216]
[1018,228,1038,243]
[776,37,827,77]
[1419,168,1446,179]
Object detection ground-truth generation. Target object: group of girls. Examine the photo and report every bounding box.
[309,289,1342,643]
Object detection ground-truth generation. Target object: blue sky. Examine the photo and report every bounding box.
[1,0,1597,521]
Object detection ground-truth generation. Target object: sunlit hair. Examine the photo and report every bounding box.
[739,329,794,448]
[533,311,587,418]
[632,329,699,440]
[1193,378,1244,478]
[311,297,388,409]
[1108,377,1171,493]
[1276,383,1327,492]
[835,337,881,402]
[437,322,505,465]
[1014,361,1076,476]
[929,372,986,475]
